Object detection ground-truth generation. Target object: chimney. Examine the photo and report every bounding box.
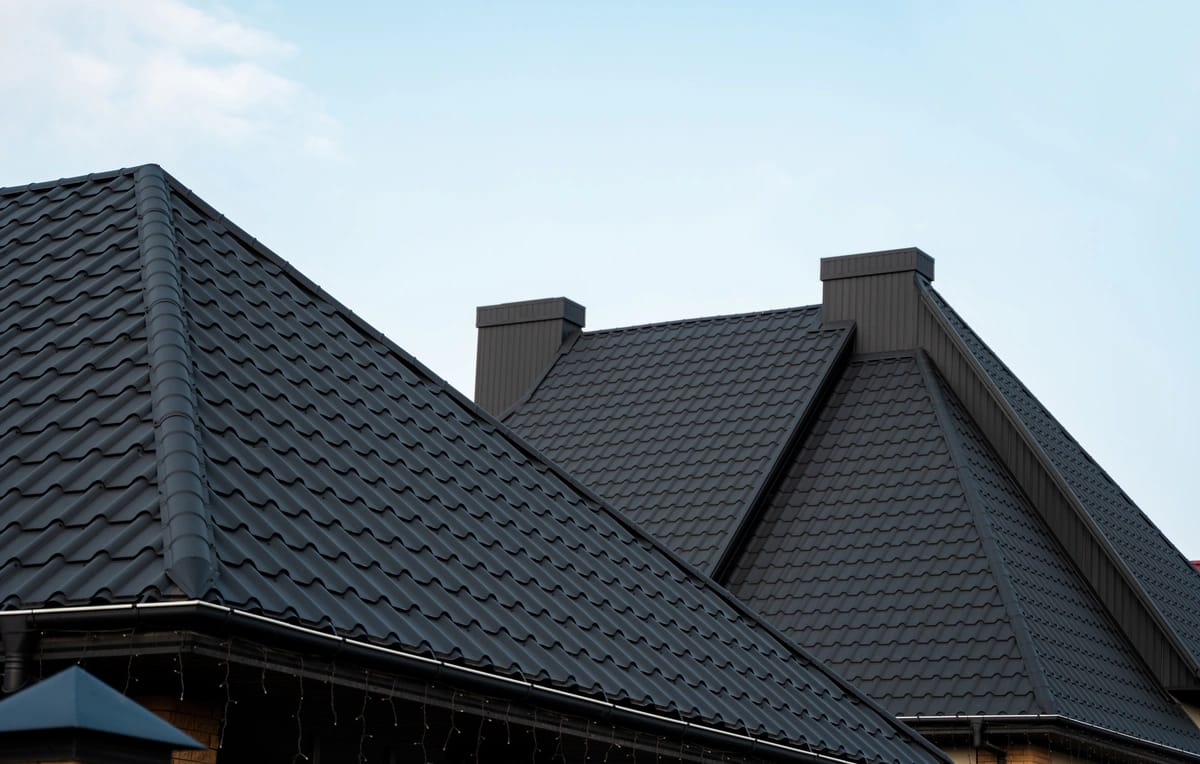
[475,297,585,416]
[820,247,934,353]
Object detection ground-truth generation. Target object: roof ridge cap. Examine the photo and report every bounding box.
[916,351,1058,714]
[0,165,149,197]
[583,304,822,337]
[133,164,215,598]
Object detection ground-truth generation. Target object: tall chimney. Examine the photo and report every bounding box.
[475,297,585,416]
[820,247,934,353]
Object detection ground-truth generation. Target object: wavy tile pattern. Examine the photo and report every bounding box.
[0,173,164,606]
[505,308,848,573]
[729,356,1034,715]
[165,190,931,763]
[727,352,1200,754]
[937,373,1200,751]
[926,286,1200,668]
[0,167,943,764]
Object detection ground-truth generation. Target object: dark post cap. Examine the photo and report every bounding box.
[476,297,586,329]
[820,248,934,282]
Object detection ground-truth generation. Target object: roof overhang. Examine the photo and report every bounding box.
[0,602,897,764]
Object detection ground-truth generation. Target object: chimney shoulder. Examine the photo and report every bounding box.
[474,297,585,416]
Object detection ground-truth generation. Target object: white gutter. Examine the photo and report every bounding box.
[898,713,1200,760]
[1,602,868,764]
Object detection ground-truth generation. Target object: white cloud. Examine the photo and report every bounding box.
[0,0,338,173]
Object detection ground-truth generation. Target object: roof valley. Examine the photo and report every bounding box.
[711,322,855,583]
[132,165,215,597]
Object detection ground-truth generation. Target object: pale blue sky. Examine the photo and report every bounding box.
[2,1,1196,556]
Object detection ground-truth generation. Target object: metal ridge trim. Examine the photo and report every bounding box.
[898,714,1200,761]
[915,352,1058,714]
[133,165,215,598]
[916,280,1200,678]
[0,602,868,764]
[711,321,856,584]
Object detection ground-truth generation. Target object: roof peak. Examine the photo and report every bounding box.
[0,164,162,197]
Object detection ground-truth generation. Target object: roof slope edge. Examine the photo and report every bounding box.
[157,172,945,763]
[915,352,1056,713]
[133,165,215,597]
[915,278,1200,687]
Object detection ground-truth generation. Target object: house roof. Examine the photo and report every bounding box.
[504,307,851,574]
[0,666,202,750]
[727,353,1200,754]
[923,283,1200,676]
[0,166,944,764]
[498,260,1200,760]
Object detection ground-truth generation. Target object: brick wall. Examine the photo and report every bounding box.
[944,745,1057,764]
[138,697,220,764]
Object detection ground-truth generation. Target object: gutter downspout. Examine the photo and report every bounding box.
[970,719,1007,764]
[1,617,32,693]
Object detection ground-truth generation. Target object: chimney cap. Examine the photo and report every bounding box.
[820,247,934,283]
[476,297,586,329]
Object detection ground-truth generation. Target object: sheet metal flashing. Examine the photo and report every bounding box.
[819,248,934,282]
[476,296,586,329]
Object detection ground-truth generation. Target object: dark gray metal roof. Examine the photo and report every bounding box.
[504,308,851,574]
[726,355,1029,712]
[0,666,202,749]
[932,367,1200,749]
[0,166,943,764]
[502,296,1200,758]
[726,353,1200,755]
[924,284,1200,676]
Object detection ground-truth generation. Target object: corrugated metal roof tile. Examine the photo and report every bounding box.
[0,167,940,764]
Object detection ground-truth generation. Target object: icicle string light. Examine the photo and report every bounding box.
[443,690,459,752]
[420,683,429,763]
[220,640,233,749]
[294,657,309,762]
[329,665,339,727]
[176,646,185,701]
[389,678,398,727]
[123,637,135,695]
[474,712,484,760]
[357,671,370,764]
